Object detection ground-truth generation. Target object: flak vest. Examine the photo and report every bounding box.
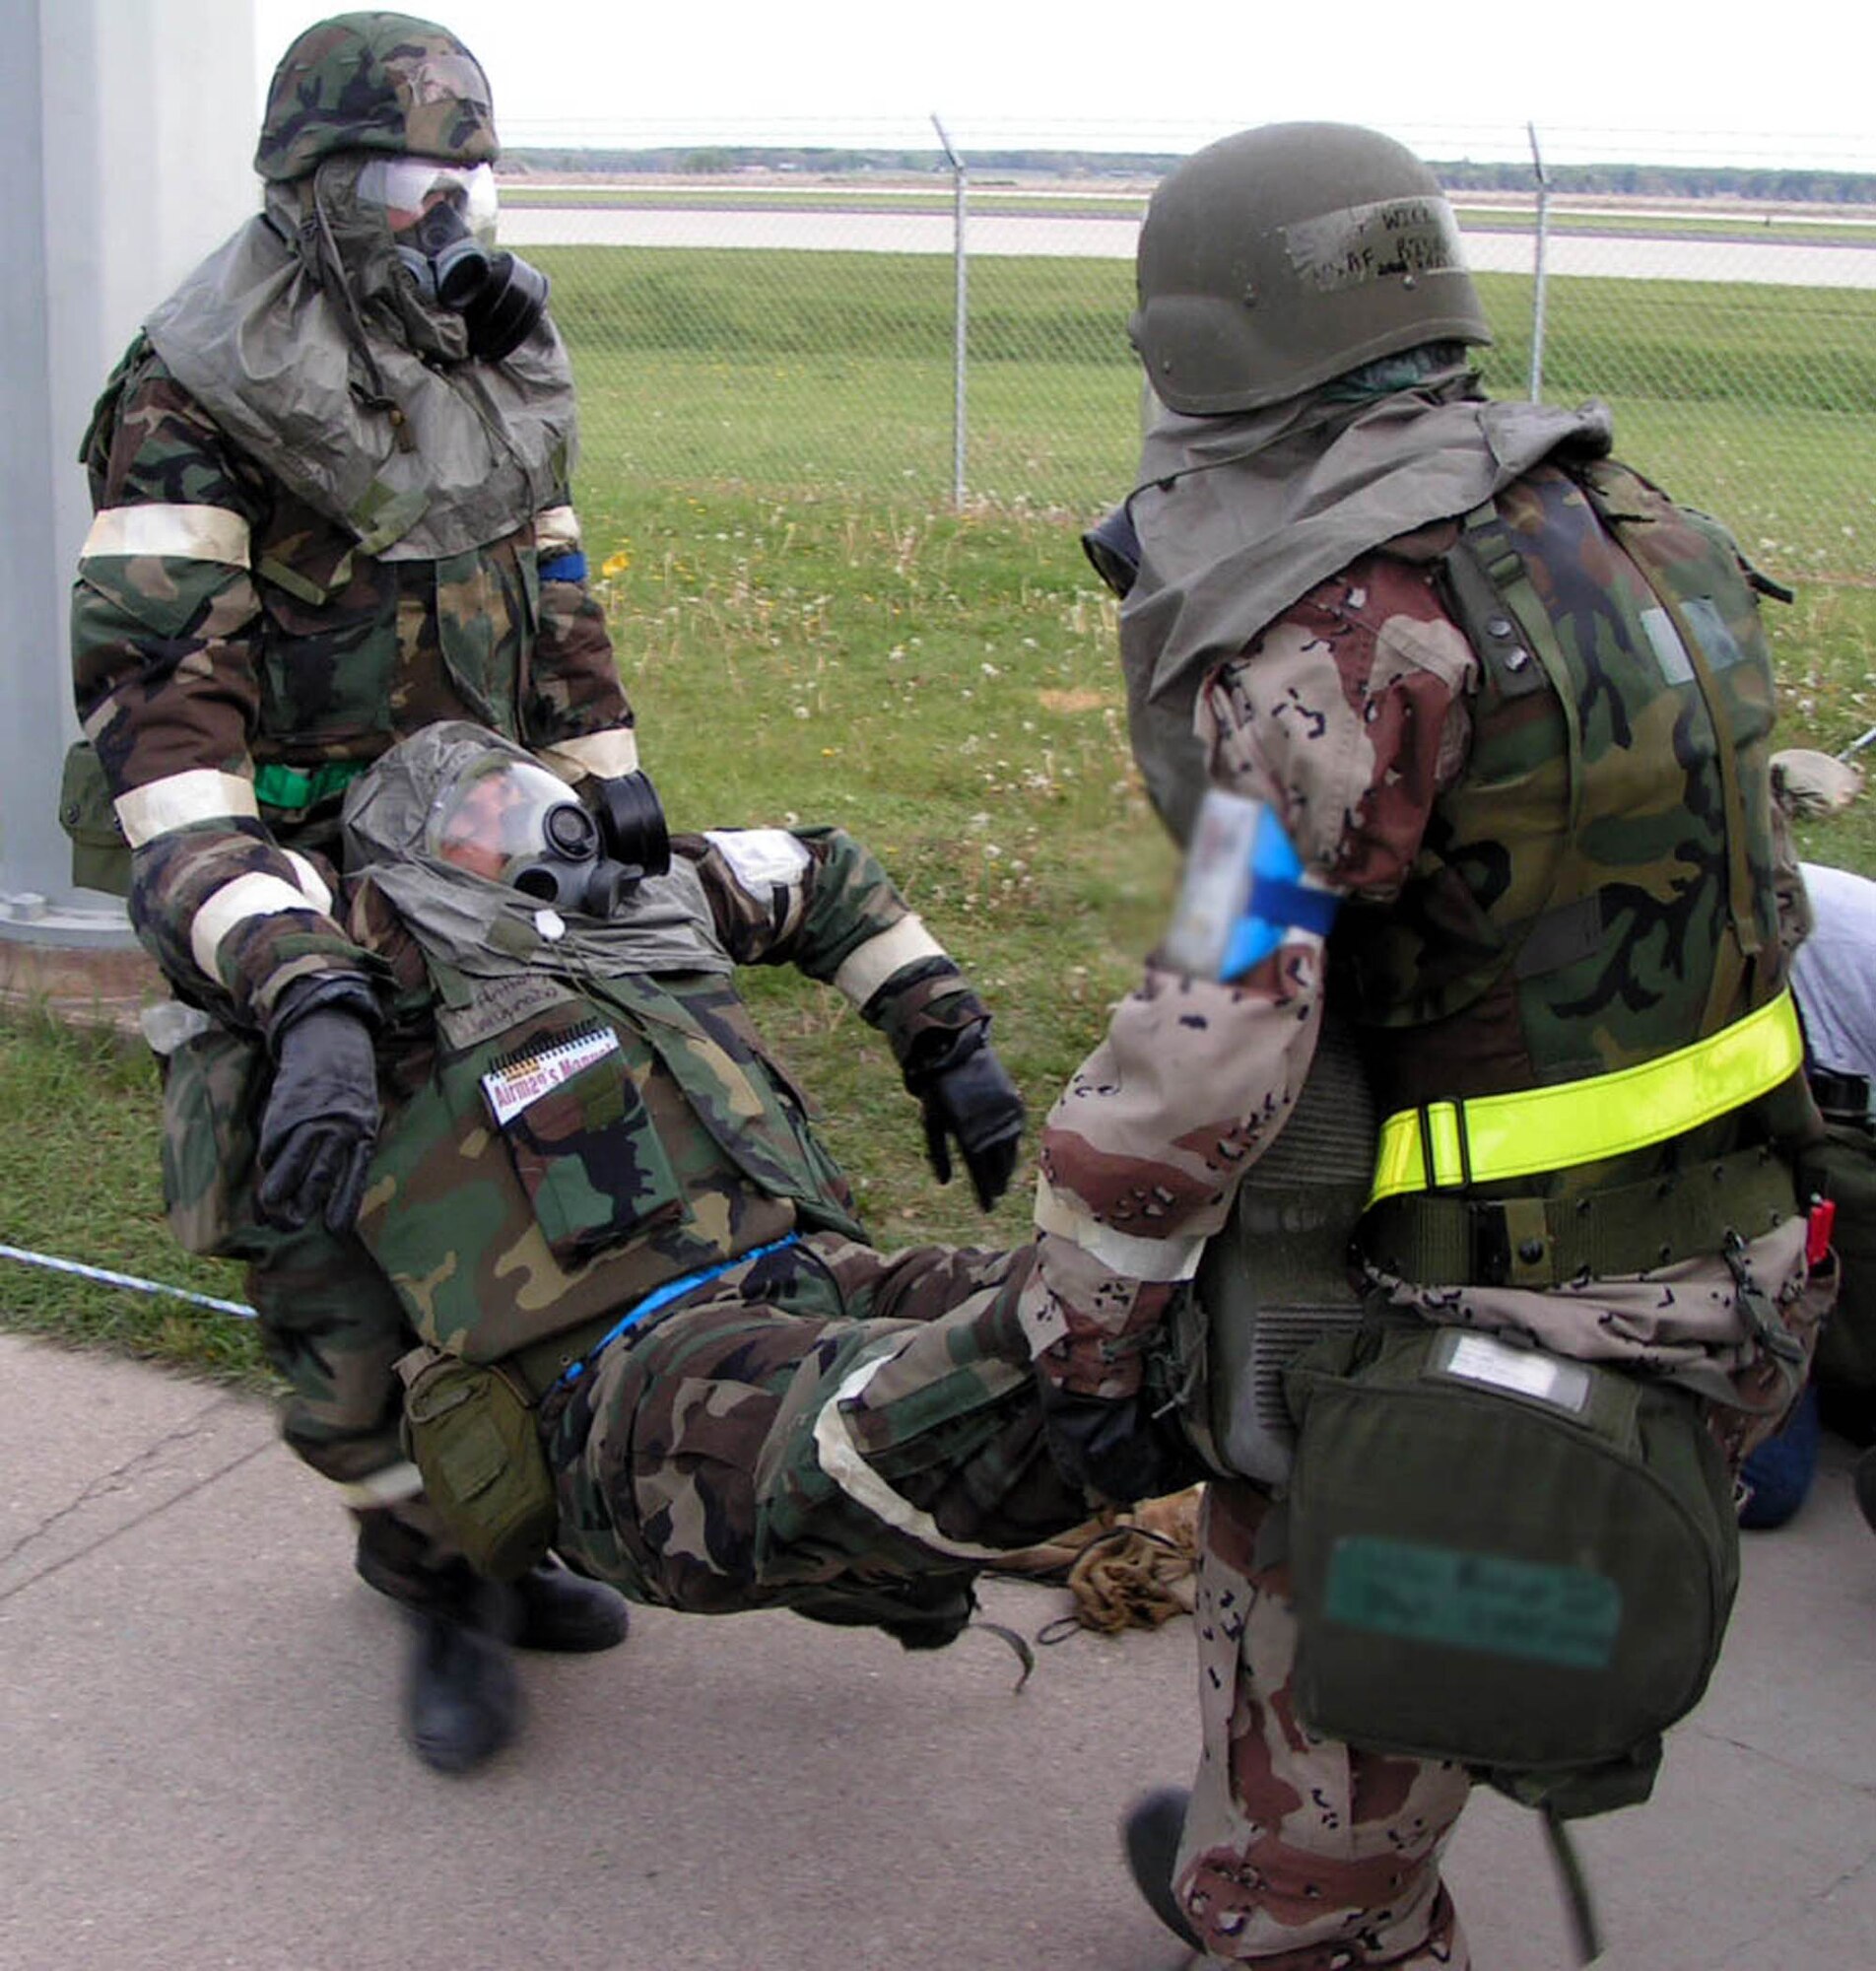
[1339,457,1808,1287]
[356,957,868,1395]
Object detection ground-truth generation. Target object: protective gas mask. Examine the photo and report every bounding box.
[428,754,669,918]
[1081,501,1142,599]
[359,156,551,363]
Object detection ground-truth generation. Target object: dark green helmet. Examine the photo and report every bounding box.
[255,12,500,185]
[1129,122,1491,415]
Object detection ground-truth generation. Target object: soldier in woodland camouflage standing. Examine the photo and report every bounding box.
[1036,125,1835,1965]
[65,13,653,1773]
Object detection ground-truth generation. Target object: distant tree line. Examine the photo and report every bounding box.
[1432,159,1876,202]
[504,147,1875,203]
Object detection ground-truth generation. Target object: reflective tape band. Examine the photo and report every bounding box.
[534,728,640,782]
[1368,989,1805,1206]
[279,850,334,917]
[534,504,581,555]
[336,1461,426,1509]
[188,868,333,979]
[1034,1177,1206,1283]
[704,827,812,900]
[114,769,259,848]
[82,504,251,567]
[834,916,946,1007]
[811,1349,1014,1562]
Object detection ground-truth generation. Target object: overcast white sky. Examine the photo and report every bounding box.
[252,1,1871,170]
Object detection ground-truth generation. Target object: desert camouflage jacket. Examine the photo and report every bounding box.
[1024,457,1823,1459]
[349,820,990,1362]
[70,342,636,1036]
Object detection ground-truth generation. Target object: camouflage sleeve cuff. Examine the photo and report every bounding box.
[862,957,986,1080]
[778,825,944,990]
[265,970,383,1053]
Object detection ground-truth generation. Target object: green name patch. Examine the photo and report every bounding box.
[1323,1534,1622,1669]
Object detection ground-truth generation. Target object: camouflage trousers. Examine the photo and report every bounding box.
[1174,1483,1473,1970]
[544,1231,1092,1624]
[156,1019,460,1588]
[240,1218,462,1587]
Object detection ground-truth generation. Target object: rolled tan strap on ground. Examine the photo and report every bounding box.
[996,1485,1203,1636]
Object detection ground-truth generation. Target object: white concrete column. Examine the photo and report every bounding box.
[0,0,257,945]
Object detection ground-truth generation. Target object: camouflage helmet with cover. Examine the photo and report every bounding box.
[1129,122,1491,415]
[255,11,500,184]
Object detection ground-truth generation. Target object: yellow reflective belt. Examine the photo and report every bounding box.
[1368,990,1803,1206]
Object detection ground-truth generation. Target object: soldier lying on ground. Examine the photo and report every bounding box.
[250,720,1136,1663]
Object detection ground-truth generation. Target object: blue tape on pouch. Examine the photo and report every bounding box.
[1219,805,1340,979]
[538,551,588,582]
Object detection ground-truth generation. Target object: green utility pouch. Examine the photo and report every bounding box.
[1284,1321,1740,1819]
[154,1016,265,1259]
[397,1345,558,1580]
[58,740,131,898]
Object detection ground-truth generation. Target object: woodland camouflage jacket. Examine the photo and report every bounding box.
[69,342,636,1037]
[344,796,990,1364]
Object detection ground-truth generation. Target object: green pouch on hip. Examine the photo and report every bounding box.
[155,1016,265,1259]
[58,739,131,898]
[1284,1320,1739,1818]
[397,1346,558,1581]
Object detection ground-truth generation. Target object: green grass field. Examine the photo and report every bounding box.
[5,245,1874,1379]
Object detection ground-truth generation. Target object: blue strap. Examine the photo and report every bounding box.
[557,1233,801,1387]
[537,550,588,582]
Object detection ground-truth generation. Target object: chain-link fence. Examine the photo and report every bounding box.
[505,127,1876,586]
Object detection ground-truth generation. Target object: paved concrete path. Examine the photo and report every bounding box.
[2,1329,1871,1971]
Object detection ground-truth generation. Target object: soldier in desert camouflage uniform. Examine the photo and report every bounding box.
[66,14,652,1772]
[1028,125,1833,1966]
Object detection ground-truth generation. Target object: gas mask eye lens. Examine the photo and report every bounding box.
[362,157,498,240]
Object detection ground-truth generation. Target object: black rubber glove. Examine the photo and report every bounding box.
[907,1025,1026,1211]
[256,1003,381,1234]
[1036,1380,1205,1507]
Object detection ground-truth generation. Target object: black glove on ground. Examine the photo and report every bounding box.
[256,1003,381,1233]
[908,1025,1026,1211]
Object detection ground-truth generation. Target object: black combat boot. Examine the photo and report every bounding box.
[510,1554,631,1653]
[353,1512,523,1774]
[1120,1786,1203,1953]
[403,1596,521,1775]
